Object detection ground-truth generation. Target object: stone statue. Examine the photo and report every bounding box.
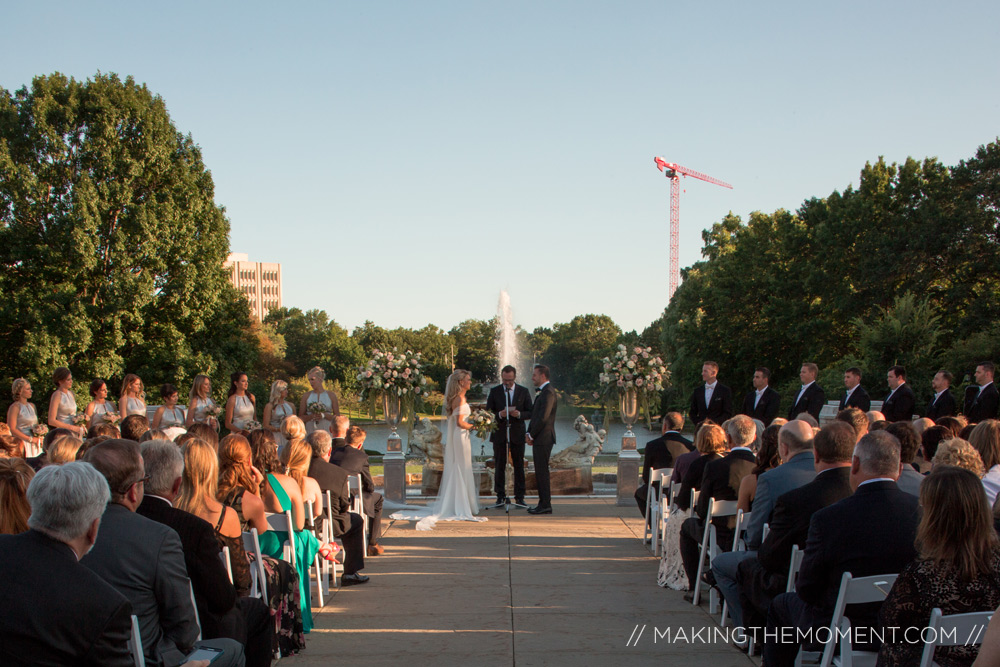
[549,415,606,469]
[409,418,445,470]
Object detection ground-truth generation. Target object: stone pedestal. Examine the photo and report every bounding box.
[421,465,494,496]
[383,435,406,503]
[616,433,640,506]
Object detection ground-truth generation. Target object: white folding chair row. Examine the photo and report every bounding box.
[304,500,329,606]
[658,480,683,554]
[242,528,268,600]
[720,508,752,628]
[347,474,367,548]
[643,467,672,551]
[918,607,994,667]
[795,571,898,667]
[692,498,739,613]
[189,580,202,642]
[321,490,344,588]
[221,546,233,584]
[748,542,806,656]
[127,614,144,667]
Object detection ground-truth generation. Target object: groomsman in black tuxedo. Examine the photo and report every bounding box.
[788,362,826,421]
[740,367,780,426]
[526,364,557,515]
[838,367,871,412]
[882,365,916,422]
[689,361,733,427]
[926,370,957,420]
[966,362,1000,423]
[485,365,533,509]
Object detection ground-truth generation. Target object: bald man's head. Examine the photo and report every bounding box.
[779,420,815,455]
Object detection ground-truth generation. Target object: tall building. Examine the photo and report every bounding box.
[225,253,282,322]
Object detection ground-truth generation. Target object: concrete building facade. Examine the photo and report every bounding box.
[225,252,282,322]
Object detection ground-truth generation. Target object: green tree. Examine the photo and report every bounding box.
[540,314,622,393]
[264,307,363,388]
[0,72,258,410]
[449,318,497,382]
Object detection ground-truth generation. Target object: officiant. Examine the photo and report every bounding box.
[486,365,533,509]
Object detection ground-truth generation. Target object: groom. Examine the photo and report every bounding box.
[527,364,558,515]
[486,365,533,509]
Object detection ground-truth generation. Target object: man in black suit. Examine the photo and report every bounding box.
[882,365,916,422]
[134,444,273,667]
[526,364,558,515]
[329,424,384,557]
[690,360,733,427]
[485,364,533,509]
[83,439,245,667]
[788,362,826,421]
[737,421,855,635]
[0,462,134,667]
[762,430,919,666]
[634,411,692,517]
[741,367,780,426]
[839,367,871,412]
[966,361,1000,423]
[926,369,957,420]
[306,429,369,584]
[679,415,757,599]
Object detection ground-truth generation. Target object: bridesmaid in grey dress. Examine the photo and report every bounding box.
[263,380,294,453]
[120,373,147,420]
[6,378,42,457]
[84,379,118,430]
[47,367,83,437]
[300,366,339,435]
[225,371,257,433]
[185,374,220,430]
[151,383,187,441]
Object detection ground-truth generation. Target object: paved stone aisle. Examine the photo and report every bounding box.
[286,498,755,666]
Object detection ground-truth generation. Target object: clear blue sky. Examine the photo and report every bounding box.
[4,1,998,334]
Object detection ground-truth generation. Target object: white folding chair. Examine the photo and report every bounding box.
[659,481,683,549]
[644,467,671,550]
[127,614,144,667]
[189,581,202,642]
[347,473,367,548]
[918,607,994,667]
[796,571,898,667]
[321,490,343,588]
[220,545,233,584]
[748,543,807,657]
[265,510,297,566]
[762,522,770,541]
[692,498,739,612]
[720,509,752,628]
[304,500,328,607]
[242,528,268,600]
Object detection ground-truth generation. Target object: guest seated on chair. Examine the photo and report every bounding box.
[635,411,692,519]
[878,466,1000,666]
[331,424,385,557]
[120,413,150,442]
[0,458,34,535]
[674,423,727,512]
[931,438,984,476]
[885,421,924,496]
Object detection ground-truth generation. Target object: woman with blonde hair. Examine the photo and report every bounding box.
[7,378,42,457]
[184,374,219,430]
[971,421,1000,504]
[299,366,338,435]
[262,380,294,452]
[120,373,147,419]
[217,433,306,656]
[658,423,728,590]
[932,438,986,477]
[47,367,83,437]
[44,433,83,466]
[280,428,324,516]
[879,466,1000,666]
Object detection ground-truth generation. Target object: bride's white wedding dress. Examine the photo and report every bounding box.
[390,402,486,531]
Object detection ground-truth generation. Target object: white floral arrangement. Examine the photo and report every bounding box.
[357,348,429,400]
[103,412,121,425]
[597,344,670,428]
[468,409,497,440]
[71,413,88,426]
[307,401,327,416]
[243,420,262,431]
[202,404,221,419]
[32,423,48,437]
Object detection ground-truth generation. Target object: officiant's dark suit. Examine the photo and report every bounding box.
[486,377,533,504]
[839,385,871,412]
[527,367,558,514]
[741,386,780,426]
[689,383,733,427]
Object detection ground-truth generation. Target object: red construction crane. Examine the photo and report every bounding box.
[654,157,733,302]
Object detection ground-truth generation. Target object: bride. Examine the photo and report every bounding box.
[390,369,486,530]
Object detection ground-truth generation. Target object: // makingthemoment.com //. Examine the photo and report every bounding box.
[624,624,989,648]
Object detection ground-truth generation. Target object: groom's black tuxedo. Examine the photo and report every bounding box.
[486,383,533,501]
[528,382,558,510]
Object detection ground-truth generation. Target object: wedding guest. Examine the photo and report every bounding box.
[937,415,966,439]
[262,381,294,453]
[87,422,121,439]
[26,428,73,471]
[870,419,889,431]
[120,414,150,442]
[0,459,34,534]
[971,421,1000,504]
[7,378,43,457]
[152,383,187,436]
[186,374,220,430]
[879,466,1000,666]
[44,432,83,466]
[885,421,925,496]
[225,372,257,434]
[299,366,339,436]
[188,422,220,451]
[48,367,83,436]
[139,429,168,442]
[737,423,781,512]
[912,417,935,437]
[932,438,985,477]
[675,423,727,512]
[836,407,869,443]
[0,434,24,459]
[217,433,306,657]
[279,418,324,516]
[84,379,118,429]
[920,425,952,467]
[120,373,147,419]
[332,425,385,556]
[635,412,693,518]
[0,461,134,666]
[247,429,325,630]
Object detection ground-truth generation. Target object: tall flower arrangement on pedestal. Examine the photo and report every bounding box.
[597,344,669,430]
[357,348,429,440]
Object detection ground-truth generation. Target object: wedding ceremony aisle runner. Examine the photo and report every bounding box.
[295,498,756,666]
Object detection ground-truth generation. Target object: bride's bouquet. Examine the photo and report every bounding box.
[468,409,497,440]
[597,344,670,429]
